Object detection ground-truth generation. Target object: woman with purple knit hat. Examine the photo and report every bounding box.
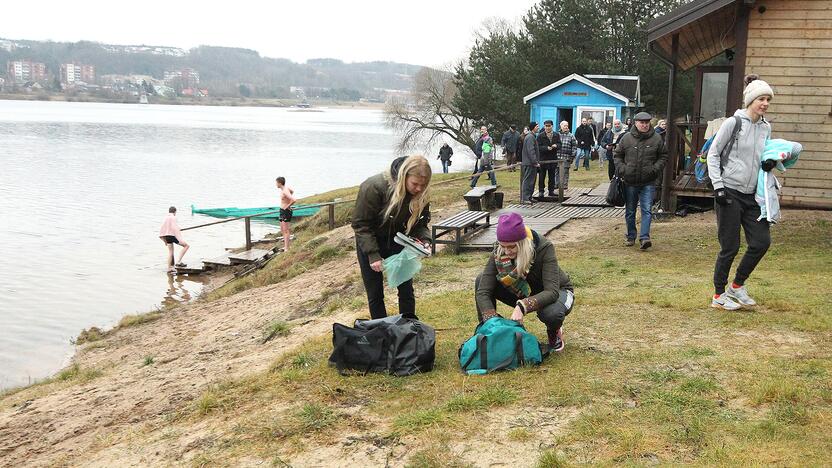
[475,213,575,352]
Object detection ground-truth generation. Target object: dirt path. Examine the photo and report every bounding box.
[0,214,637,467]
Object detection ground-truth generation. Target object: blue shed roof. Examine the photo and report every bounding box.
[523,73,630,105]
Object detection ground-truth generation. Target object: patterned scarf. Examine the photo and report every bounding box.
[493,245,531,298]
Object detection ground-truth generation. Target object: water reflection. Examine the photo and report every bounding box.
[162,273,206,309]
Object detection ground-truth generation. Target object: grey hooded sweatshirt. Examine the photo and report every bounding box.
[707,109,771,194]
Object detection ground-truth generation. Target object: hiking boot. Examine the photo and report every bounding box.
[640,239,652,250]
[624,238,635,246]
[548,327,565,352]
[726,284,757,307]
[711,293,741,311]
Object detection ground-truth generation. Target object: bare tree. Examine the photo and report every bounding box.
[384,67,477,154]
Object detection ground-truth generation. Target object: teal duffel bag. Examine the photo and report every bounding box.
[458,317,547,374]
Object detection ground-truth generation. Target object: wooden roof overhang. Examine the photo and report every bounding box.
[648,0,741,70]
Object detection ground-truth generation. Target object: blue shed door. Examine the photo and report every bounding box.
[540,107,556,124]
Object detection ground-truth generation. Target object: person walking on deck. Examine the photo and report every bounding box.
[574,118,595,170]
[520,122,540,203]
[536,120,561,197]
[276,176,296,251]
[602,119,628,180]
[556,121,577,190]
[471,126,498,187]
[159,206,189,273]
[613,112,668,250]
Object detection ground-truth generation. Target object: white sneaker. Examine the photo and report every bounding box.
[726,285,757,307]
[711,293,741,311]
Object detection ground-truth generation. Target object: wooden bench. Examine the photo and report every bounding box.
[464,185,502,211]
[431,210,490,254]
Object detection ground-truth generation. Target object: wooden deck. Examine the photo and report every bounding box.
[672,172,712,198]
[456,183,624,250]
[228,248,273,265]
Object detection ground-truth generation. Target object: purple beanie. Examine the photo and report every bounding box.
[496,213,527,242]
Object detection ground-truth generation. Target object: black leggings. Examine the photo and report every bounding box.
[713,188,771,294]
[356,237,416,320]
[474,274,573,330]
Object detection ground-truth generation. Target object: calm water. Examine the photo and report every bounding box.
[0,100,467,389]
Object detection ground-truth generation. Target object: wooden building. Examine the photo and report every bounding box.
[648,0,832,209]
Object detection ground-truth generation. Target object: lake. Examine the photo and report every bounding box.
[0,100,469,389]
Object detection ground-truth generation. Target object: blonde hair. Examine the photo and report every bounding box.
[495,235,535,277]
[385,155,432,234]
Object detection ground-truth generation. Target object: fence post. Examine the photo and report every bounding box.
[327,203,335,231]
[244,217,252,250]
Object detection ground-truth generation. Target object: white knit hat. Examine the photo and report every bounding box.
[743,79,774,108]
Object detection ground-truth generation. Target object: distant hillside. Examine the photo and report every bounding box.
[0,38,422,99]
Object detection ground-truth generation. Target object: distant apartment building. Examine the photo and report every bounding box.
[6,60,47,83]
[60,63,95,85]
[164,68,199,89]
[0,39,14,52]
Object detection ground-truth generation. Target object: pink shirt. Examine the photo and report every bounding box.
[159,214,183,242]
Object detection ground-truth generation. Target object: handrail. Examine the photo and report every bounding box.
[182,200,350,231]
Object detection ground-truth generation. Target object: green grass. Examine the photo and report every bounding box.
[168,208,831,465]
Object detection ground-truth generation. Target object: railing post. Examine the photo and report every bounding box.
[244,217,252,250]
[327,203,335,231]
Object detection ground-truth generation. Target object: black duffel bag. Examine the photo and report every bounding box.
[606,175,626,207]
[329,314,435,376]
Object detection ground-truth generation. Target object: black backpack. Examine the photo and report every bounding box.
[328,315,436,376]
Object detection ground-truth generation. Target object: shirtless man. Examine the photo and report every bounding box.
[275,176,296,251]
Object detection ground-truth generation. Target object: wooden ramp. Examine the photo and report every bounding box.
[562,195,612,207]
[228,248,272,265]
[538,206,625,218]
[462,218,569,249]
[587,183,610,197]
[203,253,234,267]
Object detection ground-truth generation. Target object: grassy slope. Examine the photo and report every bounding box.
[171,166,832,465]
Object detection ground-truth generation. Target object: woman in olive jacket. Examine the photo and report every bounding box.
[475,213,574,352]
[351,155,432,320]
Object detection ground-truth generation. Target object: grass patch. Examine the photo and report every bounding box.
[73,326,104,345]
[296,403,336,431]
[117,311,162,329]
[142,355,154,367]
[262,320,291,343]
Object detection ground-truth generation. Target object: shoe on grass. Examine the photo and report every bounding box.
[640,239,652,250]
[726,284,757,306]
[549,327,565,353]
[711,293,741,311]
[624,238,635,246]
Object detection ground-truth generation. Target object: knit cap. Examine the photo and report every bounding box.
[743,79,774,108]
[496,213,528,242]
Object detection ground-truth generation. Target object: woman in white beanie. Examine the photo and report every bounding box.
[706,74,776,311]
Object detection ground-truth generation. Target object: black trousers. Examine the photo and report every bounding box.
[713,188,771,294]
[356,238,416,320]
[537,162,557,194]
[475,274,573,330]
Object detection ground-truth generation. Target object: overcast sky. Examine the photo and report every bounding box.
[1,0,538,67]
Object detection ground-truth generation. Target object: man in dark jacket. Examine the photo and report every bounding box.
[520,122,540,203]
[613,112,668,250]
[536,120,561,197]
[500,125,520,172]
[574,118,595,171]
[437,143,453,173]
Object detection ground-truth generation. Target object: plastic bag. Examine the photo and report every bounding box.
[383,248,422,288]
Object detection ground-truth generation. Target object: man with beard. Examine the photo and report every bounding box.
[536,120,561,198]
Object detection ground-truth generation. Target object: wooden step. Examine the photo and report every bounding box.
[228,248,272,265]
[175,263,209,275]
[203,253,234,267]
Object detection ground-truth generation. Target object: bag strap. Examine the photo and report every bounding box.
[515,331,526,367]
[489,332,521,372]
[460,334,485,371]
[719,115,742,174]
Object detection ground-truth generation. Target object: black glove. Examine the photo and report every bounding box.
[761,159,777,172]
[714,188,730,206]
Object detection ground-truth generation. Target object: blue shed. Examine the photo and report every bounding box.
[523,74,641,135]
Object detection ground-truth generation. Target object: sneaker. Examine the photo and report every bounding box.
[624,238,635,246]
[726,284,757,307]
[537,190,545,198]
[711,293,741,311]
[548,191,556,197]
[550,327,565,352]
[640,239,652,250]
